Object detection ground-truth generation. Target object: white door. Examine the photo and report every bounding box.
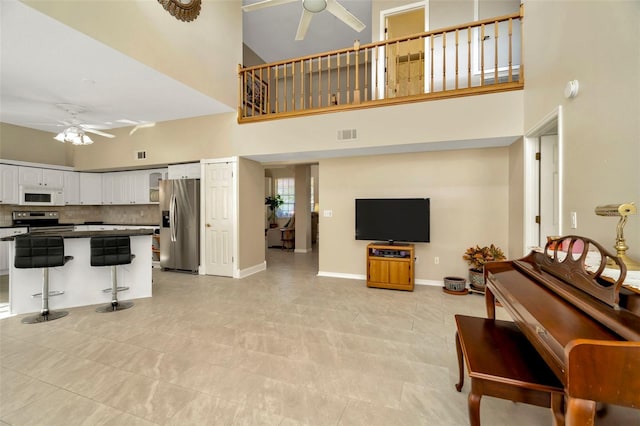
[539,135,559,245]
[204,162,234,277]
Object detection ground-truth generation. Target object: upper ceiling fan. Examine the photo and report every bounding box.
[242,0,366,41]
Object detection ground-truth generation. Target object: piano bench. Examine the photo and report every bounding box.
[454,315,565,426]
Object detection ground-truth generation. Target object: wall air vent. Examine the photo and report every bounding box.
[135,150,147,160]
[337,128,357,141]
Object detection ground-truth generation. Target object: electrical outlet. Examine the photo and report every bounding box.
[434,256,439,264]
[323,210,333,218]
[570,211,577,229]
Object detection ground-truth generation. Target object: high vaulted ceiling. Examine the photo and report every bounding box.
[0,0,233,137]
[0,0,371,140]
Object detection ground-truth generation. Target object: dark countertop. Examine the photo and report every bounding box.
[61,223,159,227]
[1,229,154,241]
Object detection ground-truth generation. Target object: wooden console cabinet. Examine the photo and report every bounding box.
[366,243,415,291]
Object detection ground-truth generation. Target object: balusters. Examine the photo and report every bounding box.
[430,35,434,93]
[494,21,499,84]
[318,57,322,107]
[364,47,369,102]
[467,26,471,88]
[442,31,447,91]
[480,24,485,86]
[237,11,523,120]
[348,51,353,104]
[455,29,459,90]
[327,54,332,106]
[337,53,341,105]
[275,65,280,113]
[508,18,513,82]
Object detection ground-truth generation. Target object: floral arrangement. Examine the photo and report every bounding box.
[463,244,506,271]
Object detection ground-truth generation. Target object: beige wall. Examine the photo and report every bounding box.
[238,157,266,270]
[0,122,72,166]
[72,114,236,171]
[318,147,510,281]
[25,0,241,108]
[523,0,640,257]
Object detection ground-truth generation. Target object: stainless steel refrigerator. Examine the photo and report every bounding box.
[159,179,200,272]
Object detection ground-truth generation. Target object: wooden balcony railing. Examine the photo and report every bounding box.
[238,7,523,122]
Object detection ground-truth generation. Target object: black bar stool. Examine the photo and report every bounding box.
[90,236,135,312]
[14,235,73,324]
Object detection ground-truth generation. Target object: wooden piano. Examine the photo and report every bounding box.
[484,235,640,425]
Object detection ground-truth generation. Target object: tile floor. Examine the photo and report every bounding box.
[1,249,638,425]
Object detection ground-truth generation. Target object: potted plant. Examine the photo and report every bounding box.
[265,194,284,227]
[463,244,506,292]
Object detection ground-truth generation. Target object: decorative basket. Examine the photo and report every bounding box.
[443,276,467,292]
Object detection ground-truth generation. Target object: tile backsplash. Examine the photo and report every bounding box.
[0,204,161,227]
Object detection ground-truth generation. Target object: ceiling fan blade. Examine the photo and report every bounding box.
[242,0,297,12]
[325,0,366,32]
[129,122,156,136]
[295,9,313,40]
[83,128,115,138]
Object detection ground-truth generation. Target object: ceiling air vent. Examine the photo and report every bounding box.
[135,150,147,160]
[337,128,357,141]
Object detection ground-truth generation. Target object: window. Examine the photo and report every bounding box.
[310,176,315,212]
[276,177,294,218]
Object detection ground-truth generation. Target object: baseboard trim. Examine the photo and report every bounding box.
[316,272,444,287]
[237,261,266,278]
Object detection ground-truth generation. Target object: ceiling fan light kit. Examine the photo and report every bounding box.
[54,126,94,145]
[303,0,326,13]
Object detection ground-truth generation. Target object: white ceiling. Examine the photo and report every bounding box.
[0,0,371,140]
[0,0,232,136]
[242,0,372,64]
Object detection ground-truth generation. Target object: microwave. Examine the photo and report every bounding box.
[19,186,64,206]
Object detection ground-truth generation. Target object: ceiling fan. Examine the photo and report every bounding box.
[242,0,366,41]
[116,119,157,136]
[53,103,115,145]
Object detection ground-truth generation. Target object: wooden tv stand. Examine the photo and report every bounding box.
[366,243,415,291]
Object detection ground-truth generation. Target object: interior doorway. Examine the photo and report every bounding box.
[524,107,563,253]
[378,1,428,99]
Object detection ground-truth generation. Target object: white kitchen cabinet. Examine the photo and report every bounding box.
[18,167,64,188]
[168,162,201,179]
[103,171,149,205]
[63,171,80,205]
[0,164,19,204]
[101,172,116,204]
[0,227,28,275]
[132,171,150,204]
[79,173,103,205]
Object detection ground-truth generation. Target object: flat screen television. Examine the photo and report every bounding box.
[355,198,430,244]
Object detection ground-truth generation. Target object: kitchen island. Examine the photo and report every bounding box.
[2,229,153,315]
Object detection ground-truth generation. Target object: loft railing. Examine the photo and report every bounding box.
[238,7,523,122]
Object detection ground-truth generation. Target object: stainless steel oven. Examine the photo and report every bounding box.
[12,211,74,233]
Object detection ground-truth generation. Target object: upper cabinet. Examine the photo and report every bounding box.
[18,167,64,188]
[1,161,169,206]
[79,173,103,205]
[0,164,19,204]
[168,162,201,179]
[63,171,80,205]
[102,169,167,205]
